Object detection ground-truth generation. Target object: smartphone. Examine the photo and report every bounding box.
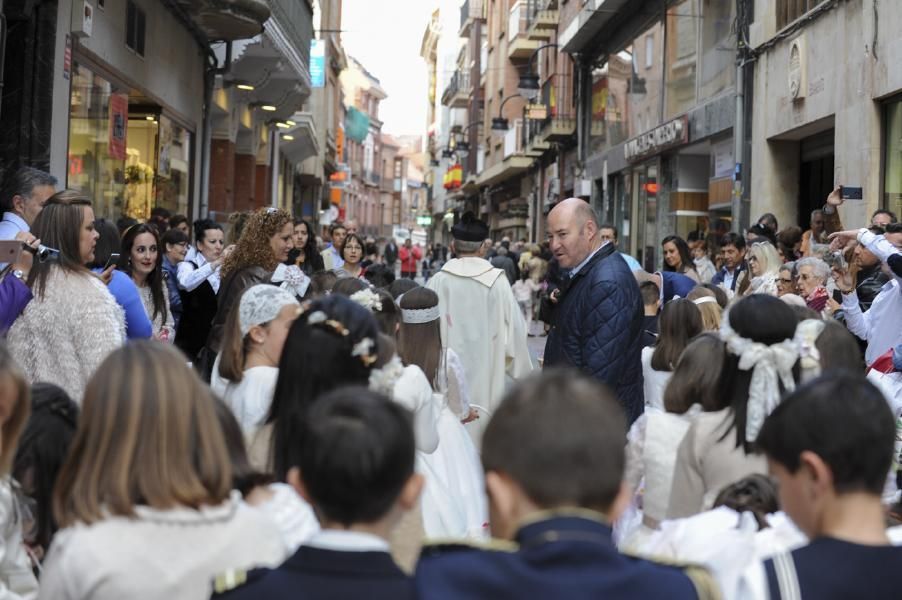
[103,253,121,270]
[840,186,863,200]
[0,241,24,266]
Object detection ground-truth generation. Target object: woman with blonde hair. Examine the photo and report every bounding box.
[686,287,722,332]
[7,191,124,401]
[0,344,38,597]
[743,241,782,296]
[202,208,296,376]
[38,342,286,600]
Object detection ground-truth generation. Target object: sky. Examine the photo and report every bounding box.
[341,0,435,136]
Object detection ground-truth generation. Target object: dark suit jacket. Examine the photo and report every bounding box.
[214,546,415,600]
[416,515,711,600]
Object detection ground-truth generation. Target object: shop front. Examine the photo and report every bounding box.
[67,62,194,222]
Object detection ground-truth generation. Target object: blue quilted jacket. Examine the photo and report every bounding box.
[543,244,645,424]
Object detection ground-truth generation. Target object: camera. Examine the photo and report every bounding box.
[824,250,848,271]
[24,244,60,263]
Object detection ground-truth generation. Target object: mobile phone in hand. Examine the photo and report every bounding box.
[103,253,121,270]
[840,186,863,200]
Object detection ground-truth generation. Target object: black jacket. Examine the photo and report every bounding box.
[856,264,889,312]
[543,244,645,424]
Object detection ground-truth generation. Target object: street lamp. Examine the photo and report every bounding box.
[517,43,576,102]
[492,94,522,132]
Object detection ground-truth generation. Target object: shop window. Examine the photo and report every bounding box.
[777,0,827,31]
[126,0,146,57]
[68,63,192,221]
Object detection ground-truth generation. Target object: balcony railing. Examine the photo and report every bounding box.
[539,73,577,141]
[441,70,471,108]
[525,0,558,40]
[508,1,540,60]
[503,119,525,159]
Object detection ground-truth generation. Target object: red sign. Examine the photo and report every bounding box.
[108,93,128,160]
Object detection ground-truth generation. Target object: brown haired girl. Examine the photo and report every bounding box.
[40,342,286,599]
[397,287,486,539]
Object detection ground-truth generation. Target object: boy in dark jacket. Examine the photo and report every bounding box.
[213,387,422,600]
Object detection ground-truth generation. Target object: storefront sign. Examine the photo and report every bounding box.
[623,115,689,162]
[108,93,128,160]
[310,39,325,88]
[416,215,432,226]
[526,103,547,120]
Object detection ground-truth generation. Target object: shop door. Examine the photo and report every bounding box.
[633,163,659,272]
[798,130,834,227]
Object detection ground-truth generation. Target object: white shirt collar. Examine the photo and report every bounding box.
[1,212,28,232]
[306,529,390,553]
[570,241,610,276]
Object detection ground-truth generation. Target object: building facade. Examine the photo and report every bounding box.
[0,0,343,227]
[749,0,902,229]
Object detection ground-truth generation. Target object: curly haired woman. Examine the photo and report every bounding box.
[199,208,294,379]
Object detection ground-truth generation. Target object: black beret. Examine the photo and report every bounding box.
[452,212,489,242]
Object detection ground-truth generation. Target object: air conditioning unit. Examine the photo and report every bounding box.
[575,178,593,197]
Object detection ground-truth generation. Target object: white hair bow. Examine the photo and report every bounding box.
[271,264,310,298]
[721,315,799,443]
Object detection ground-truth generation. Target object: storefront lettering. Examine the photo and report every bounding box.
[624,116,689,161]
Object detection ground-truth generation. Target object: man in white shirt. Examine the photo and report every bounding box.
[831,225,902,366]
[321,222,347,271]
[0,166,57,241]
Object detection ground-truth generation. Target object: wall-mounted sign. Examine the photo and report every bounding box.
[310,39,325,88]
[108,93,128,160]
[417,215,433,226]
[526,103,547,120]
[623,115,689,162]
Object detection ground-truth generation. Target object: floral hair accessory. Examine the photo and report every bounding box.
[794,319,826,382]
[352,337,378,366]
[302,306,377,366]
[350,288,382,312]
[238,284,300,336]
[720,309,799,442]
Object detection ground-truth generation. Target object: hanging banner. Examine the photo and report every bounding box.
[345,106,370,143]
[108,93,128,160]
[310,39,325,88]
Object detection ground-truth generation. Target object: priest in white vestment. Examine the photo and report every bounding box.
[427,212,534,446]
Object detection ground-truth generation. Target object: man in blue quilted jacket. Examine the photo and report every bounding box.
[543,198,644,424]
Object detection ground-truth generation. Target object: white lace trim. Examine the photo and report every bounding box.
[400,306,440,324]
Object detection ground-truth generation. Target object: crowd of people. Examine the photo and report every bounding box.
[0,162,901,599]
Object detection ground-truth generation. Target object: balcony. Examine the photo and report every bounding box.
[460,0,484,37]
[174,0,270,41]
[364,170,381,187]
[537,74,577,143]
[508,1,540,61]
[441,71,471,108]
[525,0,558,41]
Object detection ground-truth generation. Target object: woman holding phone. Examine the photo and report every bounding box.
[7,191,125,402]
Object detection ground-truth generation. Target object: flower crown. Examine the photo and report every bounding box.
[349,288,383,312]
[304,308,378,367]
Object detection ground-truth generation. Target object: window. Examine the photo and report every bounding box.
[777,0,827,30]
[645,35,654,69]
[126,0,146,57]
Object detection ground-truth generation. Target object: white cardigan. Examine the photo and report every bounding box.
[7,268,125,403]
[0,477,37,599]
[37,493,287,600]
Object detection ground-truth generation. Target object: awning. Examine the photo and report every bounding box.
[173,0,270,41]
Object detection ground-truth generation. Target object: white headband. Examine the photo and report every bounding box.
[693,296,719,306]
[400,306,440,324]
[239,284,300,336]
[720,310,799,443]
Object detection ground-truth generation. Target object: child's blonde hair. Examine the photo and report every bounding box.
[0,344,31,475]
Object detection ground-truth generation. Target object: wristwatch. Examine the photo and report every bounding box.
[11,269,26,281]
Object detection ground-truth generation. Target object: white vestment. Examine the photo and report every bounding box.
[427,257,534,446]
